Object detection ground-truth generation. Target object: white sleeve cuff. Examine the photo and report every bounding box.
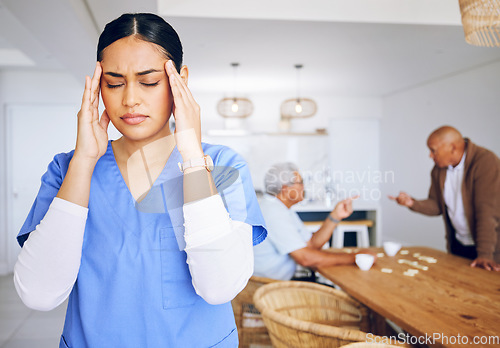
[51,197,89,218]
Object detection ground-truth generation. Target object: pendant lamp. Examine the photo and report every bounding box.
[280,64,317,120]
[217,63,253,118]
[459,0,500,47]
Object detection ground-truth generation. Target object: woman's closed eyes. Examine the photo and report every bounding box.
[141,81,159,87]
[106,80,160,88]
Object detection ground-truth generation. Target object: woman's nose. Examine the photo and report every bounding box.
[123,85,140,107]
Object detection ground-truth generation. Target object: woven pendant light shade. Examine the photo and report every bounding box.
[217,62,253,119]
[459,0,500,47]
[280,98,317,119]
[217,97,254,118]
[280,64,317,119]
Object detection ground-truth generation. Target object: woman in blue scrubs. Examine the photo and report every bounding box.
[14,13,266,347]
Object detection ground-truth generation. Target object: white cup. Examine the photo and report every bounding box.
[383,241,402,256]
[355,254,375,271]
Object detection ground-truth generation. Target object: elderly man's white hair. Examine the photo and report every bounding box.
[264,162,300,196]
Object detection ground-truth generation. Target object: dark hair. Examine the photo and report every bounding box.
[97,13,183,72]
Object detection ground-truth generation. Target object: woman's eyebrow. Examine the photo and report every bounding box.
[104,72,124,78]
[137,69,162,76]
[104,69,162,78]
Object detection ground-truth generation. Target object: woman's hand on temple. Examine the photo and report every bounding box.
[74,62,110,164]
[165,60,203,161]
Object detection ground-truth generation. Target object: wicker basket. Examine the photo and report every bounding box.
[232,276,279,347]
[253,281,385,348]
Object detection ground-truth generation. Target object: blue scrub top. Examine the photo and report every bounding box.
[18,141,267,348]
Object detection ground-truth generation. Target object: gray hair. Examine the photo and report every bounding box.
[264,162,300,196]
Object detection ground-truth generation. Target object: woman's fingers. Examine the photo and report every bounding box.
[90,62,102,105]
[81,75,92,110]
[165,61,184,88]
[165,60,201,143]
[80,62,101,122]
[168,76,184,107]
[89,63,102,122]
[99,110,110,130]
[167,62,200,119]
[165,60,195,106]
[165,61,186,105]
[74,64,109,163]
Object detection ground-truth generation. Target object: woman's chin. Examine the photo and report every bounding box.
[114,123,172,143]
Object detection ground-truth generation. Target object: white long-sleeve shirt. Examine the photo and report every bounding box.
[443,152,474,246]
[14,194,253,311]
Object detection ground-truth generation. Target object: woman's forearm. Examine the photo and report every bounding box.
[56,156,96,207]
[183,166,218,203]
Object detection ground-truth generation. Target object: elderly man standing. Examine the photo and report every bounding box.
[390,126,500,271]
[253,162,370,281]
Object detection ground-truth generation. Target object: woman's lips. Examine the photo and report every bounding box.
[121,113,148,125]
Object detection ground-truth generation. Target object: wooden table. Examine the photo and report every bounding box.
[317,247,500,347]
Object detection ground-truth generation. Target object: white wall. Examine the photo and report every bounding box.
[329,117,380,205]
[380,60,500,250]
[0,73,6,274]
[0,69,83,274]
[194,92,383,134]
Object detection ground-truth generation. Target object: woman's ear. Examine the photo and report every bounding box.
[180,65,189,85]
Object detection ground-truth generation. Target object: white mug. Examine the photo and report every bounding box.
[383,241,402,256]
[355,254,375,271]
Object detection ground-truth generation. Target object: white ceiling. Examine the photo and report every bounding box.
[1,0,500,97]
